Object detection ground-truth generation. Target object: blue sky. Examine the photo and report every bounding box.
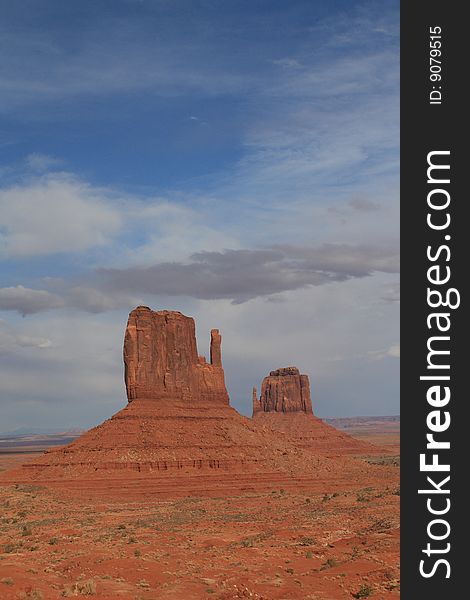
[0,0,399,431]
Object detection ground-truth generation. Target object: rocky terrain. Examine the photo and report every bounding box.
[1,307,379,491]
[252,368,380,456]
[0,306,399,599]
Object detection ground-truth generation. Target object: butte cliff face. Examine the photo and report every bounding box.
[252,366,378,456]
[123,306,228,405]
[1,308,379,497]
[253,367,312,415]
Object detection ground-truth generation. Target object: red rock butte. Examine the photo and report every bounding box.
[253,367,312,415]
[0,307,382,499]
[252,366,380,456]
[123,307,229,405]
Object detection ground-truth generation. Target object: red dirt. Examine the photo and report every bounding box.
[0,455,399,600]
[0,415,400,599]
[253,412,384,457]
[0,308,399,598]
[326,418,400,455]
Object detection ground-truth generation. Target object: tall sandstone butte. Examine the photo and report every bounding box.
[124,306,229,405]
[253,366,379,456]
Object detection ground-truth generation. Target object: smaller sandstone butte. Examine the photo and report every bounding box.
[253,366,381,456]
[254,367,312,415]
[124,306,229,405]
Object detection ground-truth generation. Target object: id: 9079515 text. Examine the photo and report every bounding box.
[429,26,442,105]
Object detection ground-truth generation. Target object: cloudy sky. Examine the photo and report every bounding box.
[0,0,399,432]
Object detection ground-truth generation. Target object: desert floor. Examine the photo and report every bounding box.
[0,422,399,600]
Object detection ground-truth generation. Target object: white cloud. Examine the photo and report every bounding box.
[0,23,251,115]
[367,343,400,361]
[0,313,126,429]
[0,320,52,352]
[0,285,65,315]
[381,282,400,303]
[0,284,144,316]
[65,286,141,313]
[0,173,242,265]
[0,241,399,315]
[120,200,239,265]
[99,244,399,304]
[0,174,122,257]
[272,58,302,69]
[25,153,63,172]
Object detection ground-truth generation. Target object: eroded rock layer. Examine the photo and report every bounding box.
[2,397,381,497]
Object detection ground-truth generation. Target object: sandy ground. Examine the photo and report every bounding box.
[0,429,399,600]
